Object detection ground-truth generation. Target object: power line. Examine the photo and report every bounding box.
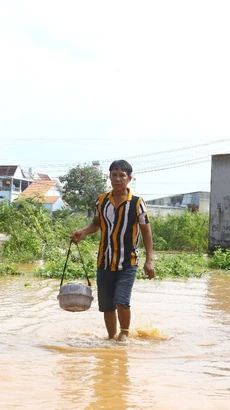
[29,157,211,179]
[5,155,210,176]
[1,138,224,179]
[134,158,210,174]
[100,138,230,163]
[1,138,229,169]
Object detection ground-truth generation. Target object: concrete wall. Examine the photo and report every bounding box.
[209,154,230,252]
[199,192,210,214]
[43,198,68,212]
[147,204,185,217]
[47,186,62,197]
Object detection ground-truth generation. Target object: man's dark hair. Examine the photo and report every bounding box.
[109,160,133,176]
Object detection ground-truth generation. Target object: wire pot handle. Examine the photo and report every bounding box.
[60,240,91,288]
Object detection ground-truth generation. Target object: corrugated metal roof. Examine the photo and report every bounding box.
[0,165,18,176]
[22,170,34,180]
[37,173,51,180]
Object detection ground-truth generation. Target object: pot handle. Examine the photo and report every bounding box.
[60,240,91,288]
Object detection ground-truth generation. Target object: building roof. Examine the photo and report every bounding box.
[43,196,60,204]
[0,165,34,180]
[19,180,62,198]
[22,170,34,180]
[146,191,210,203]
[0,165,18,176]
[37,173,51,180]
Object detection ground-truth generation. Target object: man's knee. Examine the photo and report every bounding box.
[116,304,130,311]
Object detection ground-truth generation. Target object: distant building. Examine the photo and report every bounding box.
[0,165,33,203]
[146,191,210,216]
[19,180,69,212]
[0,164,68,212]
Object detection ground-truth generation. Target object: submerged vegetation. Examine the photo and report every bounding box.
[0,262,22,276]
[0,198,229,279]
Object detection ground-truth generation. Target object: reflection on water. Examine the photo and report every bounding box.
[207,274,230,314]
[51,348,130,410]
[0,273,229,409]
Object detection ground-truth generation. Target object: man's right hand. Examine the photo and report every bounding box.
[71,229,85,244]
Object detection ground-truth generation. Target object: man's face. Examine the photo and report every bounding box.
[110,168,132,191]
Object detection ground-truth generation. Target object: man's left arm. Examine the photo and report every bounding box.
[139,223,155,279]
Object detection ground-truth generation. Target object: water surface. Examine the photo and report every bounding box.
[0,273,229,409]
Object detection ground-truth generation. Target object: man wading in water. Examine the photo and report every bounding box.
[71,159,154,342]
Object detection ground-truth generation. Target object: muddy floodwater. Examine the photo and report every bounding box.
[0,271,229,410]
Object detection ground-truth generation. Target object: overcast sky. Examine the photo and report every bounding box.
[1,0,230,200]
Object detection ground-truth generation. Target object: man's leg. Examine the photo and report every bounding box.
[97,268,117,338]
[113,266,137,341]
[117,305,130,340]
[104,311,117,339]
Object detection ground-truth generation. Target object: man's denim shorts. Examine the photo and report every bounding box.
[96,266,137,312]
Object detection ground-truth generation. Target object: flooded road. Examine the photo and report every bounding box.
[0,273,229,409]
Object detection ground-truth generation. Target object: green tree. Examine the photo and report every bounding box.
[60,165,107,216]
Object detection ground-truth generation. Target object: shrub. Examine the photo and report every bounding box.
[148,212,209,252]
[208,248,230,270]
[35,239,97,280]
[154,253,208,279]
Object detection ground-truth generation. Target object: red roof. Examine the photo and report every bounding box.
[19,180,61,198]
[0,165,18,176]
[37,173,51,180]
[43,196,60,204]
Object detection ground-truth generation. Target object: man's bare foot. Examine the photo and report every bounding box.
[117,329,129,342]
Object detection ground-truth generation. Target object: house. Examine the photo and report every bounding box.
[0,164,69,212]
[146,191,210,216]
[19,179,69,212]
[0,165,33,203]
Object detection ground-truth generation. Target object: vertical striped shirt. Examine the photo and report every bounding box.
[95,189,150,271]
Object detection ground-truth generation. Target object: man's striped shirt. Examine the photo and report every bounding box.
[95,189,150,271]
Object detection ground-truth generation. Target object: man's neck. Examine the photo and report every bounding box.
[112,188,129,198]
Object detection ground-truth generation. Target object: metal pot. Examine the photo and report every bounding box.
[57,282,94,312]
